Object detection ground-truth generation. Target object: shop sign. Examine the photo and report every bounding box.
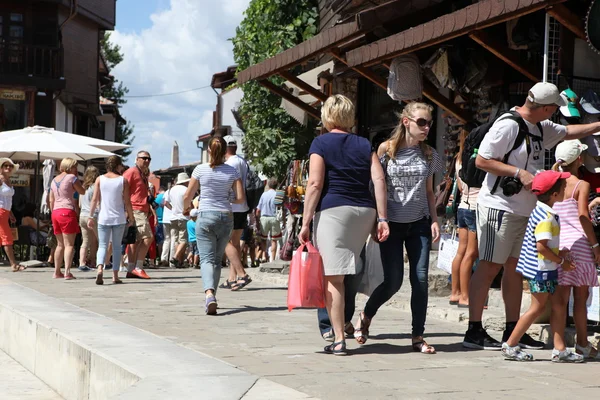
[0,89,26,101]
[10,174,29,187]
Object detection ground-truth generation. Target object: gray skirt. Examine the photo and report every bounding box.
[313,206,376,276]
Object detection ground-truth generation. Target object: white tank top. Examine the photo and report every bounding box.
[98,175,126,226]
[0,182,14,211]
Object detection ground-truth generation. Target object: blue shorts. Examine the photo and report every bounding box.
[457,208,476,232]
[188,241,199,256]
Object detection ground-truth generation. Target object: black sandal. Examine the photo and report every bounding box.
[219,280,234,289]
[324,340,347,356]
[96,273,103,285]
[231,275,252,291]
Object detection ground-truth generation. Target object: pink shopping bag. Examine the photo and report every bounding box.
[287,242,326,311]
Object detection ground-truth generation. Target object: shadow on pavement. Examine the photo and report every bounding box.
[217,305,288,316]
[371,332,466,340]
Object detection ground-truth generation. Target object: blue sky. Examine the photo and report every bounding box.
[111,0,251,170]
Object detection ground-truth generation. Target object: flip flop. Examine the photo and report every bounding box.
[11,265,27,272]
[412,339,436,354]
[449,300,459,305]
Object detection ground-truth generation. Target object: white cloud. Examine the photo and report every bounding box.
[111,0,250,170]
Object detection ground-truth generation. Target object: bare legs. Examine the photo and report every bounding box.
[54,233,76,276]
[326,275,345,346]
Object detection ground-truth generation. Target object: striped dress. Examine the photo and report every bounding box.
[553,180,599,287]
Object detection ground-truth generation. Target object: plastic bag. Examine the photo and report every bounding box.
[357,236,384,297]
[287,242,325,311]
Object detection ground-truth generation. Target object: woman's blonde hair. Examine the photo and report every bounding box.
[321,94,355,131]
[60,158,77,173]
[387,102,434,160]
[208,137,227,168]
[82,166,99,190]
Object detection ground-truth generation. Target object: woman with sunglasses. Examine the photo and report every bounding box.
[354,102,443,354]
[0,158,26,272]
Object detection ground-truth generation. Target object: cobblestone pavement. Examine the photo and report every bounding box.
[3,266,600,400]
[0,349,62,399]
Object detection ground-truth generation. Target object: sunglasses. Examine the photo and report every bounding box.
[407,117,433,128]
[2,164,13,169]
[138,157,151,162]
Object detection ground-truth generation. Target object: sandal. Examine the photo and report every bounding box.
[64,273,76,280]
[324,340,347,356]
[219,280,235,289]
[11,264,27,272]
[96,273,103,285]
[53,272,64,279]
[575,342,600,359]
[231,275,252,291]
[354,312,370,345]
[412,338,436,354]
[112,279,123,284]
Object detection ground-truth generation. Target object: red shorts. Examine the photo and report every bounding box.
[52,209,80,235]
[0,209,13,246]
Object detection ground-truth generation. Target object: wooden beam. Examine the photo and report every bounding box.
[278,71,328,102]
[469,31,541,82]
[547,4,586,40]
[421,81,468,124]
[258,79,321,121]
[330,49,387,90]
[333,49,469,123]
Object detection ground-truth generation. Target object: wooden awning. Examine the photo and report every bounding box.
[237,0,446,84]
[346,0,565,67]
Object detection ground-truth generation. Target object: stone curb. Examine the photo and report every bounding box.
[0,278,317,400]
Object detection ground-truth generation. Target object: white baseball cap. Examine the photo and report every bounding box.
[190,209,199,218]
[223,135,237,147]
[554,139,588,166]
[527,82,568,107]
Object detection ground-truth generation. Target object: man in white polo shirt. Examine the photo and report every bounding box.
[463,82,600,351]
[164,172,190,268]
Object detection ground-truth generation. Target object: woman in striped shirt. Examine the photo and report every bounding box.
[183,137,245,315]
[354,102,443,354]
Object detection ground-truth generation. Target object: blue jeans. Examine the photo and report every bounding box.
[96,223,127,271]
[317,247,365,335]
[196,211,234,293]
[364,217,432,337]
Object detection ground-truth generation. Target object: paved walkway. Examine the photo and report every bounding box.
[0,349,62,400]
[3,266,600,399]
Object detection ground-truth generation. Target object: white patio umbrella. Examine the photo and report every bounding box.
[0,130,115,261]
[0,126,130,152]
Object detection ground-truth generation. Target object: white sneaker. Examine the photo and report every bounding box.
[119,266,127,273]
[575,343,600,359]
[551,348,585,363]
[501,342,533,361]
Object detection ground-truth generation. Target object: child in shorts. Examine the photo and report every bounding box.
[187,209,199,269]
[502,170,584,363]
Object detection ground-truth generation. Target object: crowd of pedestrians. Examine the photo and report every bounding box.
[3,80,600,363]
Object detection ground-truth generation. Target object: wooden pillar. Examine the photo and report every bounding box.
[27,91,35,127]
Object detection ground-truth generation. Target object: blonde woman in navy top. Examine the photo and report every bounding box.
[299,94,389,356]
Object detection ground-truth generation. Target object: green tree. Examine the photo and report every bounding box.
[100,32,134,159]
[232,0,318,179]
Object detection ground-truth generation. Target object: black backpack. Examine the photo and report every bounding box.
[459,111,542,191]
[244,160,265,210]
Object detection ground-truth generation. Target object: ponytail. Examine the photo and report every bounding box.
[209,137,227,168]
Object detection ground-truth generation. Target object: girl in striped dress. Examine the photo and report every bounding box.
[552,140,600,359]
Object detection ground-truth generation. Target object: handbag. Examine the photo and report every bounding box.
[122,224,137,245]
[434,156,457,217]
[10,223,18,241]
[357,237,385,297]
[287,241,326,311]
[279,218,297,261]
[437,230,459,274]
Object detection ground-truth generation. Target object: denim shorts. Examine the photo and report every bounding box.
[457,208,476,232]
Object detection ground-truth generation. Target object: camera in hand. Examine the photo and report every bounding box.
[499,176,523,197]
